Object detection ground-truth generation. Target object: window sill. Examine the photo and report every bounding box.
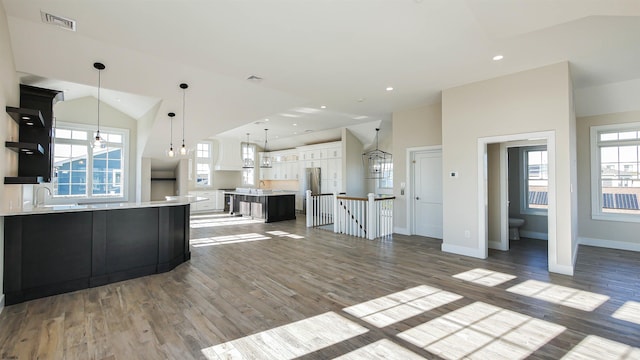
[592,213,640,223]
[520,209,548,216]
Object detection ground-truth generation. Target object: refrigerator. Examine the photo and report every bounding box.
[303,167,321,214]
[305,167,321,195]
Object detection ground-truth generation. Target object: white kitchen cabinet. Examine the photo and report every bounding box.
[189,190,224,213]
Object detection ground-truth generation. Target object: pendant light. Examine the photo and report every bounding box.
[362,128,392,179]
[167,112,176,157]
[179,83,189,155]
[92,62,106,149]
[242,133,254,168]
[260,129,272,168]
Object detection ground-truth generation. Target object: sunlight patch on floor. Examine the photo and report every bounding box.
[190,233,271,247]
[266,230,305,239]
[560,335,640,359]
[190,216,264,228]
[334,339,425,359]
[612,301,640,325]
[507,280,609,311]
[343,285,463,328]
[201,312,368,360]
[397,302,565,360]
[453,268,517,287]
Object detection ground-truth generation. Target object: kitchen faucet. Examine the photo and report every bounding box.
[34,187,52,207]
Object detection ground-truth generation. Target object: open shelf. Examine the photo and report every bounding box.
[4,176,44,184]
[5,141,45,155]
[6,106,45,128]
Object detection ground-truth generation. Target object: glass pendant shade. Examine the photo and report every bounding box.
[362,128,392,179]
[260,129,272,168]
[92,62,106,149]
[167,112,175,157]
[178,83,190,156]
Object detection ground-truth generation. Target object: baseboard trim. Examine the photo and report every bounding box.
[578,236,640,252]
[442,243,485,259]
[549,262,574,276]
[520,230,548,240]
[394,227,410,236]
[489,240,508,251]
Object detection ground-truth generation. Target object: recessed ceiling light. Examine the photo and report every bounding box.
[293,123,297,126]
[320,105,327,109]
[21,116,30,120]
[116,98,121,102]
[493,54,504,61]
[386,87,394,91]
[294,132,297,135]
[265,118,269,122]
[357,98,366,102]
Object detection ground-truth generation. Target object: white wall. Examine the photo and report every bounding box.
[577,110,640,250]
[343,128,365,196]
[0,0,20,311]
[54,97,138,202]
[136,102,160,202]
[441,62,576,274]
[392,103,442,234]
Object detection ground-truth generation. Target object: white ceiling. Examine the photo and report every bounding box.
[3,0,640,160]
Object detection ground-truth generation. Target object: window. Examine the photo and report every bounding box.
[521,147,548,214]
[377,161,393,193]
[242,143,255,186]
[196,142,212,186]
[53,122,127,199]
[591,123,640,221]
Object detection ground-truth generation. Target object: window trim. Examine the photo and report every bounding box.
[50,121,129,204]
[519,146,548,216]
[241,143,256,186]
[195,141,213,187]
[590,122,640,223]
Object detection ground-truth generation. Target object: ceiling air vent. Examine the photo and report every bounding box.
[40,11,76,31]
[246,75,263,83]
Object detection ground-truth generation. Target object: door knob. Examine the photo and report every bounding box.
[416,197,420,200]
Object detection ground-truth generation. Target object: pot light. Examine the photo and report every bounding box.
[493,54,504,61]
[265,118,269,121]
[386,86,394,91]
[293,123,297,126]
[320,105,327,109]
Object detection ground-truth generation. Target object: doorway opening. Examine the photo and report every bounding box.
[478,131,558,273]
[487,141,549,270]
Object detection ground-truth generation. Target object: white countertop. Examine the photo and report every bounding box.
[224,191,296,197]
[1,196,206,216]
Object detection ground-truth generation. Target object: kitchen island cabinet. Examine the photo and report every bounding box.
[2,199,194,305]
[227,191,296,223]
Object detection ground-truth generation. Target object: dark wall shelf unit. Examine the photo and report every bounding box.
[4,85,63,184]
[5,141,45,155]
[6,106,45,128]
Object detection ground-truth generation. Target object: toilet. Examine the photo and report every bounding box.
[509,217,525,240]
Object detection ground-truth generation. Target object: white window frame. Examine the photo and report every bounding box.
[519,146,548,216]
[242,143,256,186]
[590,122,640,223]
[195,141,213,187]
[50,121,129,204]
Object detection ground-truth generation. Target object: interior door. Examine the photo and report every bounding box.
[413,150,443,238]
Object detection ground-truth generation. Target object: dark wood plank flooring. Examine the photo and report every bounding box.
[0,215,638,359]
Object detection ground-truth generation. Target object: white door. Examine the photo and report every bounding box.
[413,150,443,238]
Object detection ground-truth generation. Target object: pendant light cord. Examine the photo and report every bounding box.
[181,86,186,146]
[97,68,101,133]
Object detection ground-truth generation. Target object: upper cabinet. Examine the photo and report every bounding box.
[5,85,63,184]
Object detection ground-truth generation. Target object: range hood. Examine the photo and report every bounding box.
[214,137,243,171]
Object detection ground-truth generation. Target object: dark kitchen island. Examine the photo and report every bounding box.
[226,190,296,223]
[1,198,195,305]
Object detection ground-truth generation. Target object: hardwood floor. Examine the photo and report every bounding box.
[1,214,639,359]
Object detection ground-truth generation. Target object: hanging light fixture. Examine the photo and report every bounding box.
[167,112,176,157]
[242,133,254,168]
[179,83,189,156]
[362,128,392,179]
[260,129,272,168]
[92,62,106,149]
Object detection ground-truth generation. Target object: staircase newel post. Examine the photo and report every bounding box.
[333,192,339,233]
[306,190,312,227]
[367,193,375,240]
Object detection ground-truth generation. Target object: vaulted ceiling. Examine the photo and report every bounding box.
[3,0,640,157]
